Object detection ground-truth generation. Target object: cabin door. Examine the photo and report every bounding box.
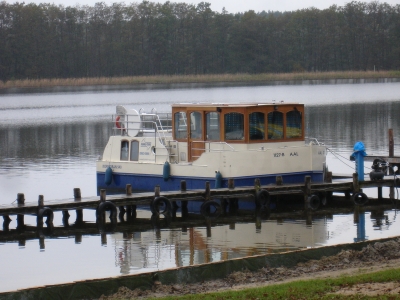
[188,111,205,162]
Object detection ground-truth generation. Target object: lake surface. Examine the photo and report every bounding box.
[0,81,400,293]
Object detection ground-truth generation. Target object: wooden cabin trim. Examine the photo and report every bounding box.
[171,103,305,143]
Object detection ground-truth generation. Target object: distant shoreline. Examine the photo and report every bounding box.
[1,71,399,93]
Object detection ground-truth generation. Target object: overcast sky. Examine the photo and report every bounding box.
[4,0,399,13]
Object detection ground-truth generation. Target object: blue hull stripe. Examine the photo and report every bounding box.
[96,171,324,193]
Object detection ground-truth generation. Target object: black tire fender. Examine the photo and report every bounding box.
[37,207,54,225]
[200,200,222,218]
[151,196,172,215]
[96,201,118,221]
[256,189,270,207]
[308,194,320,211]
[352,192,368,206]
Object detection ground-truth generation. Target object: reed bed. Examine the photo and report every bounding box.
[1,71,399,89]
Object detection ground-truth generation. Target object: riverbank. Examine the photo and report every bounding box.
[1,71,400,90]
[101,238,400,299]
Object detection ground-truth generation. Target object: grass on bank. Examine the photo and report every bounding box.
[150,267,400,300]
[1,70,400,89]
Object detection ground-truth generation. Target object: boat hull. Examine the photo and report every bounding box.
[96,170,324,194]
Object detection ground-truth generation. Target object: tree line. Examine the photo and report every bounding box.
[0,0,399,81]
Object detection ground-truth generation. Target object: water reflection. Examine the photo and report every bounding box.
[1,206,399,282]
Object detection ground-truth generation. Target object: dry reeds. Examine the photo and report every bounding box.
[1,71,399,89]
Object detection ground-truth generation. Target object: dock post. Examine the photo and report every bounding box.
[74,188,83,224]
[181,180,188,210]
[378,187,383,200]
[16,193,25,229]
[389,129,395,199]
[353,173,360,193]
[325,171,332,183]
[304,176,311,210]
[228,178,235,189]
[62,211,70,226]
[205,182,210,201]
[38,195,44,208]
[126,184,132,196]
[154,185,160,198]
[75,233,82,244]
[276,176,283,186]
[254,178,261,191]
[100,189,106,202]
[3,215,11,232]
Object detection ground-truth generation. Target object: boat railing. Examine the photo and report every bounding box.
[112,113,172,139]
[206,141,235,152]
[306,137,325,146]
[191,141,235,153]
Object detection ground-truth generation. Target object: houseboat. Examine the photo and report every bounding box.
[96,102,327,193]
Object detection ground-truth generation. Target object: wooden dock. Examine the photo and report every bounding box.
[0,172,399,232]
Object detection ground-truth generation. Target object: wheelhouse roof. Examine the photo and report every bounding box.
[171,102,302,109]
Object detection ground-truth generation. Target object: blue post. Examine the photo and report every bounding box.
[351,141,367,181]
[354,212,366,242]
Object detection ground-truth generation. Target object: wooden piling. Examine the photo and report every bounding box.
[17,193,25,228]
[325,171,332,183]
[228,178,235,189]
[353,173,360,193]
[154,185,160,198]
[62,210,70,221]
[38,195,44,208]
[75,234,82,244]
[304,176,311,210]
[389,129,395,199]
[126,184,132,196]
[74,188,83,224]
[3,215,11,231]
[180,180,187,192]
[378,187,383,200]
[181,180,188,209]
[205,181,211,201]
[100,189,106,202]
[254,178,261,192]
[73,188,81,199]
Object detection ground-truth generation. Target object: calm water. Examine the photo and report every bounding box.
[0,81,400,292]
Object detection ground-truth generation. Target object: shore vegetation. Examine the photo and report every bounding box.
[153,267,400,300]
[1,71,399,90]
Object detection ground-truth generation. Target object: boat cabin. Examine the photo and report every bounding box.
[172,103,304,162]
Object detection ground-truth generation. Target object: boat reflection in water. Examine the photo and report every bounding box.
[111,211,329,275]
[110,205,397,275]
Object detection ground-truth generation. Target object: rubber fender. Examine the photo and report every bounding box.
[104,166,113,186]
[163,161,170,181]
[308,194,320,211]
[151,196,172,215]
[151,212,172,228]
[369,171,385,181]
[200,200,222,219]
[352,192,369,206]
[38,207,54,223]
[215,171,222,189]
[96,201,118,221]
[256,189,270,207]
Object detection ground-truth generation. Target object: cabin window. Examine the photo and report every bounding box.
[249,112,265,140]
[130,140,139,161]
[174,112,187,139]
[286,109,302,138]
[190,111,202,139]
[120,140,129,161]
[224,112,244,140]
[206,112,220,140]
[267,111,283,139]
